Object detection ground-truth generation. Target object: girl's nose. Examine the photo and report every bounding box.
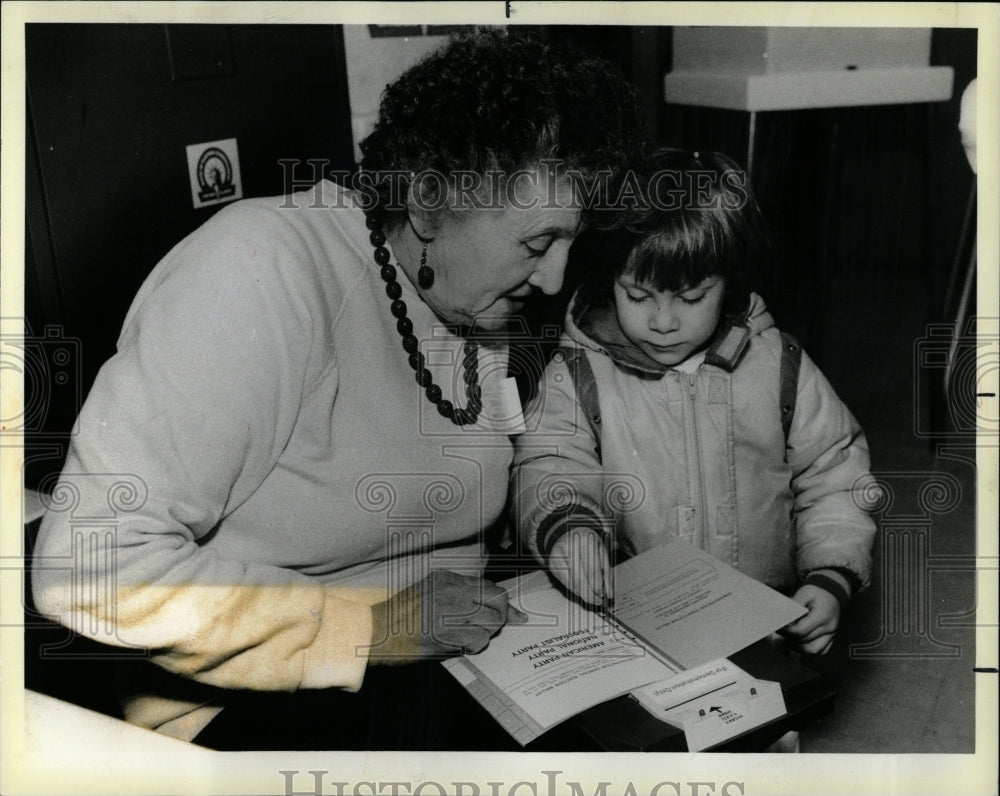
[649,304,679,334]
[527,250,568,296]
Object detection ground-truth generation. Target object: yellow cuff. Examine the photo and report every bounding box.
[300,590,373,692]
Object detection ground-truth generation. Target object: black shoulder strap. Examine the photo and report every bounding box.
[557,346,602,453]
[779,332,802,453]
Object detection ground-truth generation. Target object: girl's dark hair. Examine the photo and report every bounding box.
[359,29,644,229]
[585,148,770,322]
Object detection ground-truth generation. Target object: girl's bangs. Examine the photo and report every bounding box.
[627,218,724,292]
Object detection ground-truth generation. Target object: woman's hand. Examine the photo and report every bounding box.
[548,527,613,608]
[779,585,841,655]
[368,570,527,665]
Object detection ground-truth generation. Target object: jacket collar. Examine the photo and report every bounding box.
[565,289,776,376]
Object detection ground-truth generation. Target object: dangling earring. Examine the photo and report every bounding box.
[417,242,435,290]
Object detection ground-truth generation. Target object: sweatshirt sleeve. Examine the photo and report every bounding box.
[31,203,372,693]
[510,348,612,564]
[787,349,878,589]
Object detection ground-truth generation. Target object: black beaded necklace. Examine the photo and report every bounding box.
[365,212,482,426]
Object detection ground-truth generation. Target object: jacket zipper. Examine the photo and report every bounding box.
[680,371,707,550]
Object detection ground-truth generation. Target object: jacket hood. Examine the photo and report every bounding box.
[565,289,775,375]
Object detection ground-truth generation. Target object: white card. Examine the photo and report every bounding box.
[631,659,787,751]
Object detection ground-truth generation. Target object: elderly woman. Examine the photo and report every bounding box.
[31,30,641,750]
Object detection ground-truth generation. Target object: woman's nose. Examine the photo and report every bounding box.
[527,251,568,296]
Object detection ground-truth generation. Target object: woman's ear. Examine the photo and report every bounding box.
[405,179,445,241]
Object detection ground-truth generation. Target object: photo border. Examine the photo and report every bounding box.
[2,3,996,795]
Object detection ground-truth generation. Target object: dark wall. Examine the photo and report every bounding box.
[655,28,977,412]
[24,24,356,486]
[490,26,977,418]
[929,27,979,316]
[25,22,978,474]
[520,27,977,418]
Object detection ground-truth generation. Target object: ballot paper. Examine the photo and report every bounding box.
[611,538,808,669]
[444,538,807,745]
[444,572,676,744]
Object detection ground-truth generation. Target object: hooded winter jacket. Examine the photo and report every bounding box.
[511,291,877,593]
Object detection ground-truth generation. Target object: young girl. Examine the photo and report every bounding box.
[511,149,876,656]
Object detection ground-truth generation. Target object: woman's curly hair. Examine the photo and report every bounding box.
[359,29,644,229]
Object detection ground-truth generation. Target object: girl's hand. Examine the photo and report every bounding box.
[779,584,841,655]
[548,527,613,607]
